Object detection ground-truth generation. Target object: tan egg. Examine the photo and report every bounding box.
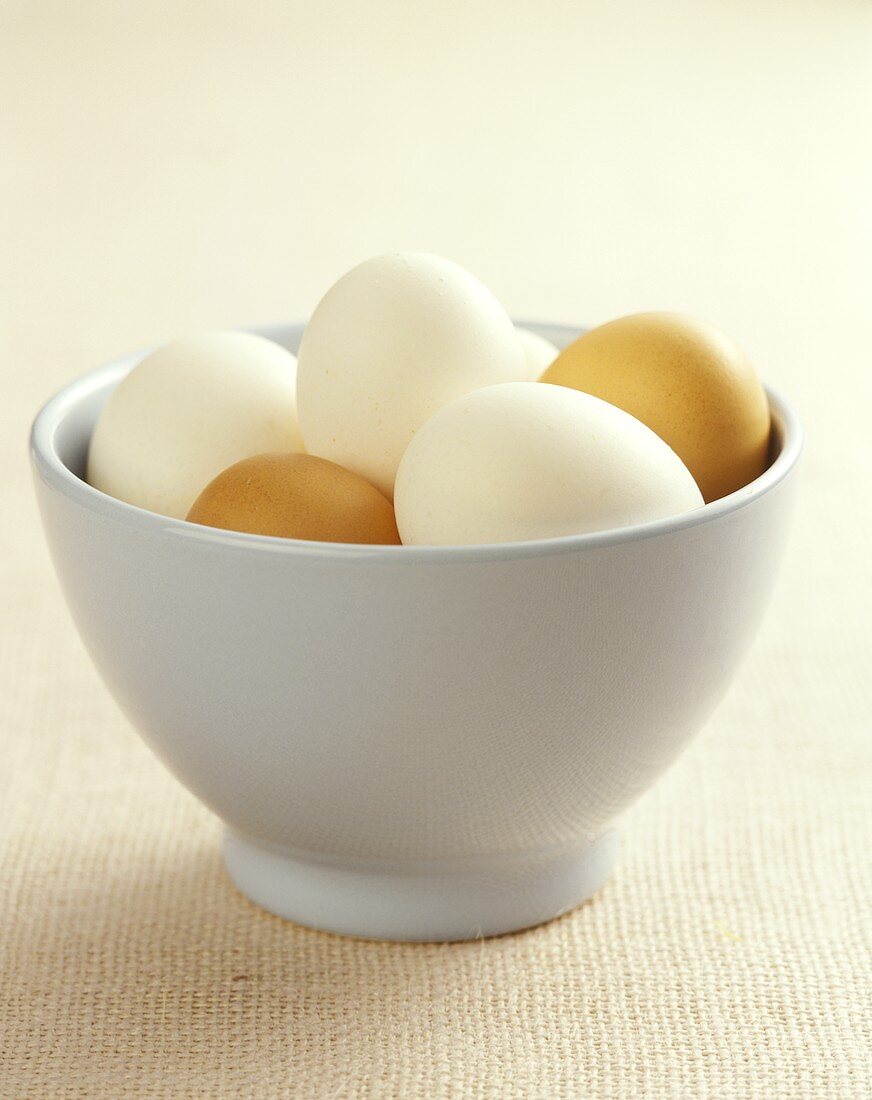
[541,313,771,502]
[187,453,400,545]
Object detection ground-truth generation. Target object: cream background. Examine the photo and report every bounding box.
[2,1,871,1096]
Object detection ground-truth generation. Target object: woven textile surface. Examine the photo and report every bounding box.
[2,3,871,1096]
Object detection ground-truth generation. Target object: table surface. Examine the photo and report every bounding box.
[2,2,871,1096]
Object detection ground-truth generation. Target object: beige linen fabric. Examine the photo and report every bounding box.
[1,3,871,1096]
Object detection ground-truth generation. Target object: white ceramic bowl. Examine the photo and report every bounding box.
[31,322,802,941]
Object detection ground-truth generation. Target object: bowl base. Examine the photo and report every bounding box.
[222,828,619,942]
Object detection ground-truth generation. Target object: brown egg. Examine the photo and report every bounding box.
[187,452,400,544]
[541,313,771,502]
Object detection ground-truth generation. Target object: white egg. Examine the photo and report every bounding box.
[394,382,703,545]
[88,332,301,519]
[516,326,560,378]
[296,253,527,498]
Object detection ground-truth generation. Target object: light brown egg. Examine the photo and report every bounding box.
[541,313,771,502]
[186,452,400,544]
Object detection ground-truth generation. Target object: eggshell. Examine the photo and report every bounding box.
[541,312,770,502]
[296,252,527,498]
[187,452,400,544]
[516,326,559,378]
[394,381,703,546]
[88,332,301,519]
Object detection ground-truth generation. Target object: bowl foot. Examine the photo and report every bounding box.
[222,828,619,942]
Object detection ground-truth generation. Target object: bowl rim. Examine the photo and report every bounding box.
[30,320,803,564]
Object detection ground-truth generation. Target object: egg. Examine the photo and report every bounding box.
[516,326,559,378]
[541,312,770,502]
[187,452,400,544]
[296,252,527,498]
[88,332,302,519]
[394,382,703,546]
